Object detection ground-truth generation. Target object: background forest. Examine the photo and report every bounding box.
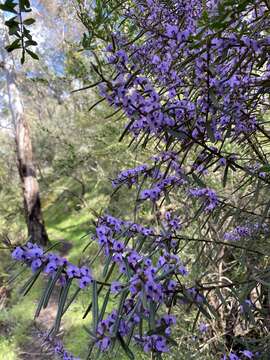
[0,1,270,360]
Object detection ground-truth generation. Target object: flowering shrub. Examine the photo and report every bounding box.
[11,0,270,359]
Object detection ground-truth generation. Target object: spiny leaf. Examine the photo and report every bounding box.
[20,267,43,296]
[98,287,111,322]
[42,267,63,309]
[23,18,35,26]
[25,48,39,60]
[52,279,72,336]
[112,290,128,337]
[5,39,21,52]
[117,333,135,360]
[92,280,99,332]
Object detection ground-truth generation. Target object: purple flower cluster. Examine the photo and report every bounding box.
[54,341,80,360]
[94,310,131,351]
[163,211,182,231]
[35,330,80,360]
[88,211,188,354]
[140,175,184,202]
[95,214,155,258]
[135,334,169,353]
[94,309,176,354]
[221,350,254,360]
[199,322,209,333]
[112,164,148,188]
[111,150,188,204]
[94,0,270,356]
[99,1,270,149]
[12,242,93,289]
[189,187,218,212]
[240,299,254,314]
[224,223,269,241]
[224,226,251,242]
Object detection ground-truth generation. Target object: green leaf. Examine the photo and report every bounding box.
[0,1,17,14]
[5,39,21,52]
[102,254,112,277]
[5,16,18,26]
[149,300,156,330]
[8,26,20,36]
[19,0,30,5]
[112,290,128,336]
[196,303,212,320]
[19,0,31,11]
[222,165,229,188]
[83,263,114,319]
[52,279,72,335]
[63,287,81,315]
[25,49,39,60]
[117,333,135,360]
[260,164,270,172]
[21,49,25,64]
[20,267,43,296]
[82,325,96,339]
[98,288,110,322]
[23,18,35,26]
[192,173,206,188]
[92,280,99,332]
[25,40,37,47]
[35,276,54,319]
[42,267,63,309]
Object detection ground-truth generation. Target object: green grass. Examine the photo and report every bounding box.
[0,337,17,360]
[0,277,42,358]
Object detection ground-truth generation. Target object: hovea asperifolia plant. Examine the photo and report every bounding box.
[11,0,270,359]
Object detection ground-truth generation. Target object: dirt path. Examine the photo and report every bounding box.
[19,285,61,359]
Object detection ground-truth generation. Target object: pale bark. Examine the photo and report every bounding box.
[1,19,48,245]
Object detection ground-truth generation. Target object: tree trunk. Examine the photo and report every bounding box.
[14,107,49,246]
[1,20,49,246]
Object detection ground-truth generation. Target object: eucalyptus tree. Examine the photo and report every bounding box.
[0,8,48,245]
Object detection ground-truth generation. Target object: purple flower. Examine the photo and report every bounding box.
[45,261,58,274]
[113,241,125,252]
[66,264,80,279]
[12,247,25,261]
[165,24,179,38]
[160,314,176,326]
[79,276,93,289]
[127,251,141,267]
[31,258,42,272]
[189,187,218,212]
[219,158,227,166]
[27,246,43,258]
[240,350,254,359]
[229,353,239,360]
[138,335,169,353]
[111,281,123,294]
[80,266,90,277]
[199,322,208,333]
[167,280,177,291]
[152,55,160,65]
[178,265,188,276]
[155,336,169,352]
[112,253,123,264]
